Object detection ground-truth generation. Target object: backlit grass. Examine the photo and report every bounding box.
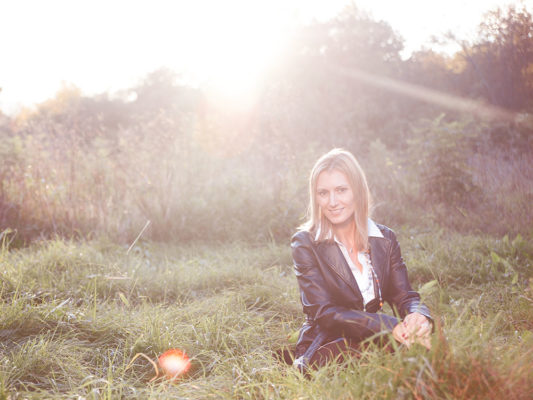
[0,230,532,399]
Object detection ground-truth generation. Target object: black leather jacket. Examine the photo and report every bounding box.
[291,222,431,358]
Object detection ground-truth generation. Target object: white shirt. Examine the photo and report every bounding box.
[335,239,376,305]
[332,219,384,306]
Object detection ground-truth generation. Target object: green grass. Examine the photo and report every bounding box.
[1,230,532,399]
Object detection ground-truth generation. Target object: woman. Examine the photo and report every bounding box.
[292,148,432,371]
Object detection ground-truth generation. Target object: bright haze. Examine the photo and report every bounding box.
[0,0,526,114]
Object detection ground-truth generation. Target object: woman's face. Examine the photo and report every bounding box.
[316,169,355,228]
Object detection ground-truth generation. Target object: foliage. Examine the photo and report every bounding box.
[261,5,408,150]
[0,5,532,245]
[414,116,481,207]
[472,5,533,110]
[402,5,533,114]
[1,106,532,244]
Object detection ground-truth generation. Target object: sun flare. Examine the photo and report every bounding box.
[161,0,292,109]
[158,349,191,380]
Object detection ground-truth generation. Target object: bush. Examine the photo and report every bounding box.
[414,116,481,207]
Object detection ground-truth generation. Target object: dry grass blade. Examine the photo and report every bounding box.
[125,352,160,383]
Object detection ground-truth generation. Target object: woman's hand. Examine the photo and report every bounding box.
[392,321,411,346]
[393,312,432,349]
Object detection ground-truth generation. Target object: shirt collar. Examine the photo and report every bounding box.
[368,218,384,238]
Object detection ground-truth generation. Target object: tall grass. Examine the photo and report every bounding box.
[0,230,532,398]
[1,110,316,245]
[1,111,532,245]
[470,148,533,236]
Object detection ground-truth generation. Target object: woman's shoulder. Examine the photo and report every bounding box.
[369,219,397,241]
[291,230,313,245]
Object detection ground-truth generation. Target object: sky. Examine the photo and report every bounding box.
[0,0,529,114]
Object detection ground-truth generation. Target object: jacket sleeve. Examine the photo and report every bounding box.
[292,232,399,342]
[384,229,432,321]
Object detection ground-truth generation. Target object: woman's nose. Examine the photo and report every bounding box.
[329,192,338,206]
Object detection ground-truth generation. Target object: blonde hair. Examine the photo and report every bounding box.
[300,148,371,252]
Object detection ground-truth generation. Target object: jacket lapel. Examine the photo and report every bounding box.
[317,241,363,301]
[368,236,387,286]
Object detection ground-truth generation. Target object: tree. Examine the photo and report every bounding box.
[458,5,533,110]
[131,68,200,117]
[260,5,408,150]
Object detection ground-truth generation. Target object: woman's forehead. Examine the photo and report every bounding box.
[316,169,349,187]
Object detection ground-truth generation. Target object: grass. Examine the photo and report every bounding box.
[1,230,532,399]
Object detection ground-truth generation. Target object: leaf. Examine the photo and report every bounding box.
[490,251,501,265]
[502,234,509,246]
[491,251,515,276]
[287,330,300,344]
[501,258,514,275]
[118,292,130,307]
[512,234,524,249]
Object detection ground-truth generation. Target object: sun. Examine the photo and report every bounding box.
[158,0,293,109]
[0,0,352,112]
[194,20,277,111]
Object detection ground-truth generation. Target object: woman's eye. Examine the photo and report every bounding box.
[337,187,347,193]
[318,191,327,197]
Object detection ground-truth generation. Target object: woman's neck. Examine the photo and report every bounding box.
[332,220,356,248]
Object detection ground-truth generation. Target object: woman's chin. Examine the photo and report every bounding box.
[328,216,353,227]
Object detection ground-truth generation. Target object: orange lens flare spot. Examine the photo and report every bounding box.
[158,349,191,380]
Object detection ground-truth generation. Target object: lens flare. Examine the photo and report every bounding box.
[158,349,191,380]
[328,63,517,122]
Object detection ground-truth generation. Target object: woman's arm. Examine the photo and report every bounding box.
[292,232,399,342]
[383,228,433,347]
[384,229,432,321]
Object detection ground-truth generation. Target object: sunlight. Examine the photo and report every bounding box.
[1,0,525,112]
[170,0,350,108]
[328,63,517,122]
[193,25,273,112]
[163,0,290,110]
[0,0,351,112]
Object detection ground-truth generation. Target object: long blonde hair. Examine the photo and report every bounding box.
[300,148,371,252]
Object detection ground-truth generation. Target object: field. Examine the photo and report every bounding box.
[1,6,532,398]
[1,229,532,399]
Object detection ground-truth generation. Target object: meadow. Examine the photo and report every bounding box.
[1,6,532,398]
[1,228,532,399]
[1,91,532,400]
